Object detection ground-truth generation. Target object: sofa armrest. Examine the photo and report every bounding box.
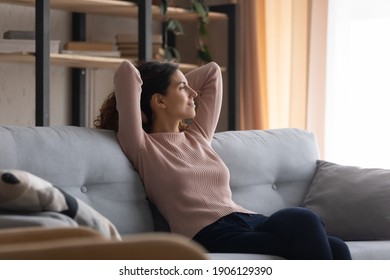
[0,226,104,245]
[0,227,207,260]
[0,212,78,229]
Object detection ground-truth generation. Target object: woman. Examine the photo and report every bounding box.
[95,60,351,260]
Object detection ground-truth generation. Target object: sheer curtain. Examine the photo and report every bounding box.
[238,0,269,130]
[238,0,311,130]
[325,0,390,168]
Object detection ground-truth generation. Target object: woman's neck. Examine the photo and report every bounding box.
[151,119,180,133]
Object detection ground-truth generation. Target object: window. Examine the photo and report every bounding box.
[325,0,390,168]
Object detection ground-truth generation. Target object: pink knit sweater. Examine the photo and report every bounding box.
[115,60,253,238]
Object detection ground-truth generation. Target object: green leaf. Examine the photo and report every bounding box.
[160,0,169,16]
[169,47,181,61]
[197,45,212,63]
[163,47,172,60]
[191,0,208,20]
[164,46,181,62]
[198,20,208,37]
[166,19,184,35]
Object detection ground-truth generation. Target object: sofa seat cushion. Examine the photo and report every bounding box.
[209,241,390,260]
[302,160,390,241]
[208,253,285,260]
[347,241,390,260]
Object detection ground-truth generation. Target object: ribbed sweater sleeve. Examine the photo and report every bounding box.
[115,60,145,160]
[186,62,223,142]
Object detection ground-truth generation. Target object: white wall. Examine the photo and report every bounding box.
[85,14,138,127]
[176,19,229,131]
[0,3,71,126]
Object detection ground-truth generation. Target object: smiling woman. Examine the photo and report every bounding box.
[149,68,198,133]
[94,61,193,133]
[91,60,351,260]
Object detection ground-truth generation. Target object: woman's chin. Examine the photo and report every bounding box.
[185,111,196,119]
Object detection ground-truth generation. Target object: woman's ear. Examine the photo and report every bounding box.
[151,93,166,109]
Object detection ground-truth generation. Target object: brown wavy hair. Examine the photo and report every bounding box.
[94,61,188,133]
[94,91,118,131]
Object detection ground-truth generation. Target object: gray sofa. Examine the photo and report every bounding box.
[1,125,389,259]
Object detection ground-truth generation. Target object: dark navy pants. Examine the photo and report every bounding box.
[193,207,351,260]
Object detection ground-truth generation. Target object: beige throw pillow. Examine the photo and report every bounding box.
[302,160,390,241]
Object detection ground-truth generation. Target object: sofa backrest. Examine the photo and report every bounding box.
[0,126,319,235]
[212,129,319,216]
[0,126,153,235]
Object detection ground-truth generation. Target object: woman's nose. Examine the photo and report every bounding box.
[188,87,198,98]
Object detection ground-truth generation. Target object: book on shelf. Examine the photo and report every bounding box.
[64,41,117,51]
[117,44,162,51]
[118,47,162,56]
[3,30,35,40]
[115,33,163,59]
[61,50,121,58]
[118,48,163,59]
[0,39,60,53]
[115,33,163,44]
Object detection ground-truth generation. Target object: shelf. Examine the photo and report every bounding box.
[0,52,198,72]
[0,0,234,128]
[0,0,227,21]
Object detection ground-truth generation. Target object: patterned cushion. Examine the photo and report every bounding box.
[0,169,121,239]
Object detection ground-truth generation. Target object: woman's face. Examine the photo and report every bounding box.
[162,70,198,120]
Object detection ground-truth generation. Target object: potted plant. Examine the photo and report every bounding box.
[158,0,212,64]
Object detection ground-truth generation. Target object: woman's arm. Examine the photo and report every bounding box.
[115,60,145,160]
[185,62,223,142]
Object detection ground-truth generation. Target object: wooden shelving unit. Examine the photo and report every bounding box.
[0,0,227,21]
[0,52,198,72]
[0,0,236,128]
[0,0,218,70]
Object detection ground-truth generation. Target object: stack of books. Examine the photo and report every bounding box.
[115,34,163,59]
[62,41,120,57]
[0,30,60,53]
